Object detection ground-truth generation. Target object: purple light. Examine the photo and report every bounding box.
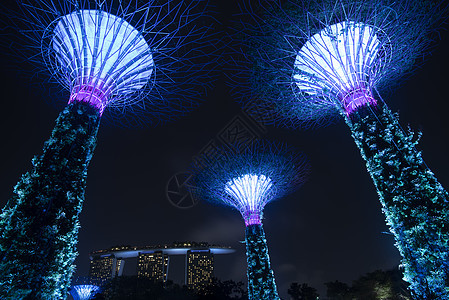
[243,211,262,226]
[69,85,108,115]
[341,88,377,115]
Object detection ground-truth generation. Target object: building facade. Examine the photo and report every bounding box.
[137,251,169,282]
[186,249,214,291]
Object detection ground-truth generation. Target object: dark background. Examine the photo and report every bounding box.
[1,1,449,298]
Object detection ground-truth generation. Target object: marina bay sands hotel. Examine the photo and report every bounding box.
[89,242,234,291]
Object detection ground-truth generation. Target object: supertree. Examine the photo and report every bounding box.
[192,141,309,300]
[69,284,101,300]
[0,1,216,298]
[231,0,449,298]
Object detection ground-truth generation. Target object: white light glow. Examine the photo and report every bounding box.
[71,285,100,300]
[225,174,272,224]
[52,10,154,104]
[293,21,380,96]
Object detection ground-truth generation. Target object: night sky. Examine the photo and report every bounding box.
[1,1,449,298]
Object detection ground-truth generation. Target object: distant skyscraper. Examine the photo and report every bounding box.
[88,255,124,286]
[137,251,169,282]
[186,249,214,291]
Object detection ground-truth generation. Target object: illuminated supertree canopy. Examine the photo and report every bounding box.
[233,0,446,127]
[16,0,217,126]
[0,1,216,299]
[51,9,154,115]
[70,284,100,300]
[192,141,309,300]
[293,20,381,115]
[233,0,449,298]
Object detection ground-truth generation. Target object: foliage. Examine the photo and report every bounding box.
[0,101,100,299]
[198,278,247,300]
[245,224,279,300]
[91,276,247,300]
[325,280,350,300]
[288,282,319,300]
[346,104,449,299]
[325,269,411,300]
[351,269,408,300]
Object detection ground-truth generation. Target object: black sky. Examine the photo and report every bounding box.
[1,1,449,298]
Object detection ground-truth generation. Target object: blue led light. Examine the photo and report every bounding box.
[70,285,100,300]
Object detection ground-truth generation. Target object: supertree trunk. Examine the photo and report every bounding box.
[345,104,449,299]
[245,224,280,300]
[0,101,101,299]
